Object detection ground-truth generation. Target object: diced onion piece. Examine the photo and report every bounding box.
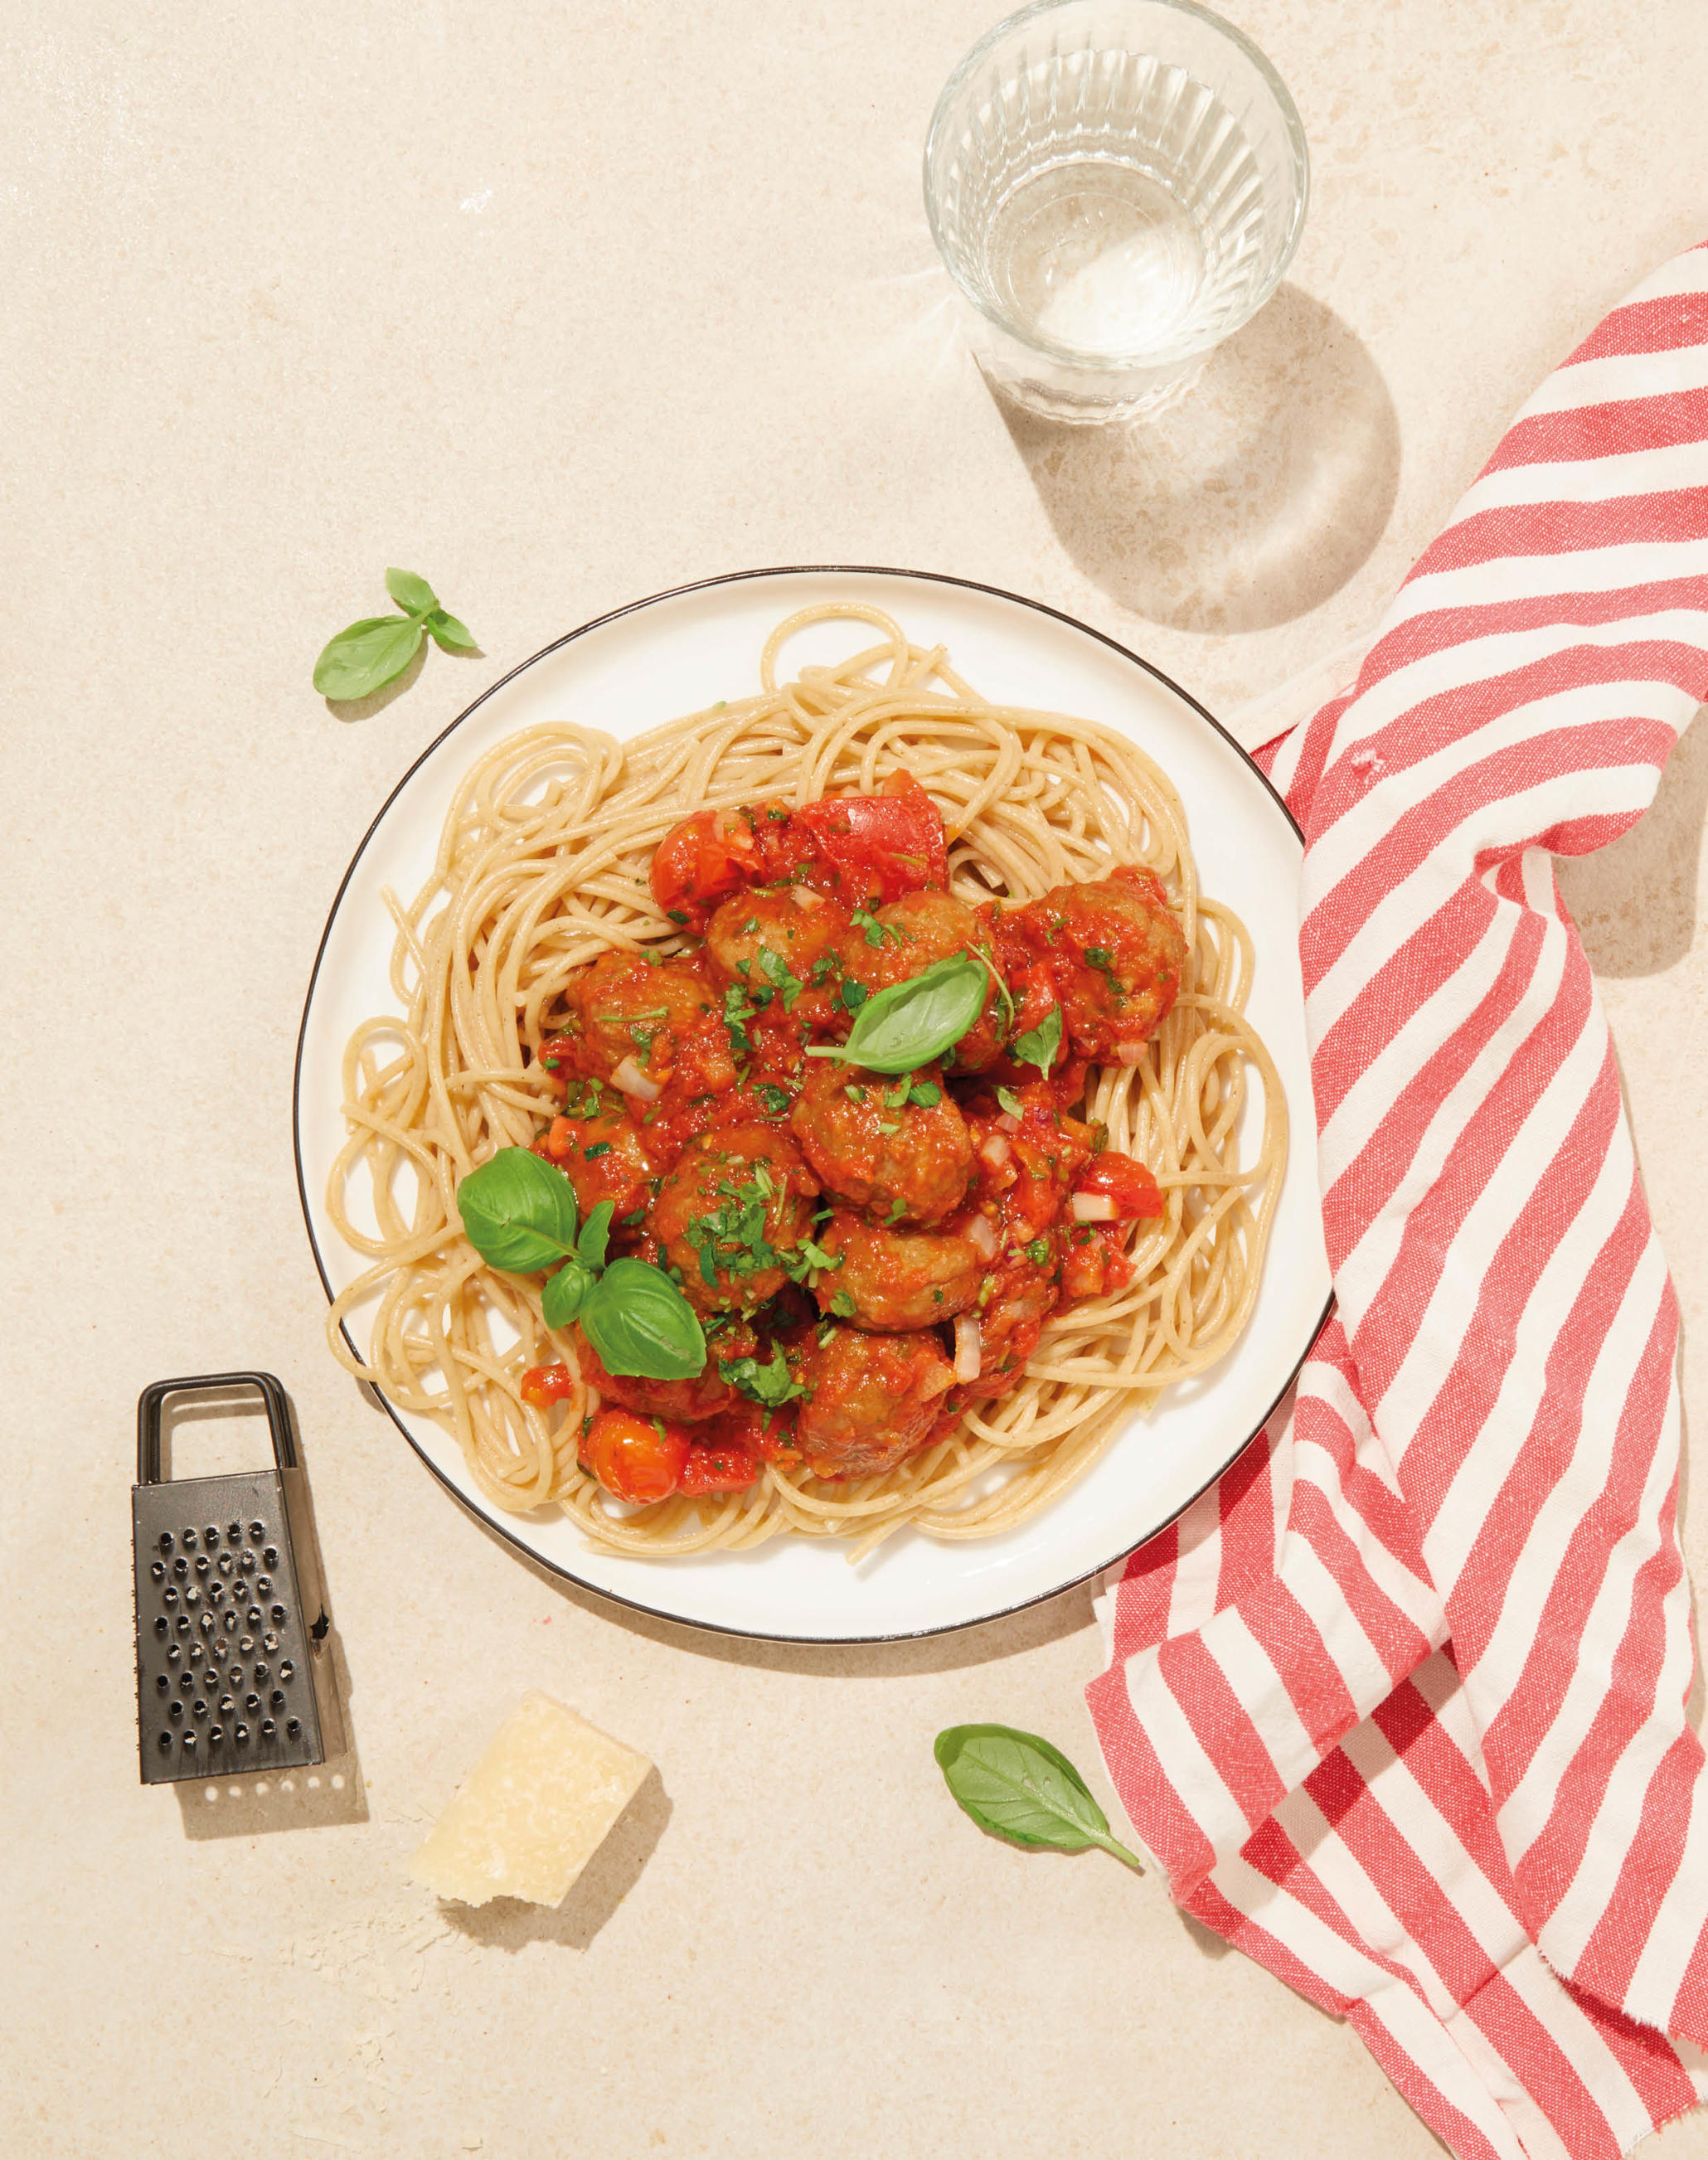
[921,1360,956,1401]
[953,1316,983,1383]
[1071,1193,1117,1223]
[1114,1043,1148,1066]
[996,1112,1021,1135]
[583,1387,601,1420]
[611,1056,662,1102]
[979,1133,1012,1169]
[965,1214,997,1260]
[790,885,825,910]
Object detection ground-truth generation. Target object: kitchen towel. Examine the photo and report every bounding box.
[1087,242,1708,2158]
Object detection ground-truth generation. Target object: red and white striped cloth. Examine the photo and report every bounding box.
[1086,243,1708,2158]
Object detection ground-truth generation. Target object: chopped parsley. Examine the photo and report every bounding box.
[828,1289,857,1319]
[910,1080,942,1107]
[718,1346,806,1407]
[850,906,896,949]
[723,984,757,1058]
[886,1198,907,1224]
[1083,945,1123,995]
[844,1083,868,1104]
[666,909,690,925]
[996,1085,1025,1119]
[754,1081,791,1116]
[839,979,869,1015]
[583,1141,613,1160]
[1026,1237,1051,1265]
[884,1079,911,1109]
[757,947,803,1011]
[809,952,839,984]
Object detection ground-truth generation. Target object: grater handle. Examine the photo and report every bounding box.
[136,1371,298,1484]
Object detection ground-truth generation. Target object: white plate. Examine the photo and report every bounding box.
[294,567,1331,1641]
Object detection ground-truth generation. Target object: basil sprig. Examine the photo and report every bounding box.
[934,1725,1144,1869]
[805,954,987,1075]
[313,567,478,701]
[457,1148,704,1380]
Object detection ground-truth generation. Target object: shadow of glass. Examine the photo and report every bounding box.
[439,1767,672,1954]
[1555,706,1708,978]
[994,284,1400,633]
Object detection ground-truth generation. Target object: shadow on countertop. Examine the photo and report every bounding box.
[439,1766,672,1954]
[995,283,1400,634]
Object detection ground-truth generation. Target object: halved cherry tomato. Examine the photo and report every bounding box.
[581,1408,691,1503]
[649,810,763,925]
[678,1442,761,1495]
[520,1362,576,1410]
[788,773,947,906]
[1075,1152,1166,1219]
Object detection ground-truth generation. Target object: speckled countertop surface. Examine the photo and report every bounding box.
[10,3,1708,2154]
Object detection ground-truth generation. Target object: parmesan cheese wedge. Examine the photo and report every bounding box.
[409,1691,653,1907]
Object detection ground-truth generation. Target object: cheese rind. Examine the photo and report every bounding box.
[408,1691,653,1907]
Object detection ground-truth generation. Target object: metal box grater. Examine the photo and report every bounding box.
[133,1371,339,1785]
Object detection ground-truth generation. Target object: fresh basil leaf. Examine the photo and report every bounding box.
[577,1198,615,1272]
[580,1257,706,1379]
[806,954,987,1075]
[934,1724,1143,1869]
[542,1260,593,1329]
[457,1147,580,1271]
[427,608,478,652]
[996,1085,1024,1119]
[1009,1006,1063,1078]
[313,614,425,701]
[385,565,439,615]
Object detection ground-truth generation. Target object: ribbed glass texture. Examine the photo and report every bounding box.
[924,0,1308,420]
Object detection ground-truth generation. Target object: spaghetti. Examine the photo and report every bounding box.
[325,604,1286,1556]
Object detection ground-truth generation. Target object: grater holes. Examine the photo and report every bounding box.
[168,1702,183,1721]
[216,1555,232,1576]
[167,1646,181,1665]
[263,1546,279,1569]
[208,1585,224,1607]
[159,1532,174,1554]
[249,1520,264,1540]
[154,1618,168,1638]
[269,1605,286,1624]
[222,1614,238,1634]
[158,1732,172,1751]
[279,1660,294,1682]
[192,1701,207,1719]
[203,1527,219,1548]
[163,1588,178,1608]
[197,1615,215,1637]
[208,1726,223,1745]
[184,1588,201,1609]
[269,1690,284,1709]
[182,1529,197,1551]
[150,1561,165,1583]
[245,1693,260,1712]
[286,1719,301,1739]
[246,1607,262,1626]
[257,1576,273,1596]
[238,1552,255,1575]
[260,1721,277,1740]
[234,1724,250,1744]
[254,1661,269,1682]
[219,1696,235,1714]
[182,1733,196,1753]
[175,1617,190,1636]
[155,1675,168,1694]
[263,1632,279,1653]
[194,1556,209,1576]
[172,1557,187,1578]
[239,1634,254,1654]
[226,1520,241,1543]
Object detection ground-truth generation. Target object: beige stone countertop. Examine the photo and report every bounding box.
[11,2,1708,2154]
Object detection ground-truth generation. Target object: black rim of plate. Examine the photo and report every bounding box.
[292,565,1335,1645]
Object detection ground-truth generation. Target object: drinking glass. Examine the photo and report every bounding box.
[924,0,1308,423]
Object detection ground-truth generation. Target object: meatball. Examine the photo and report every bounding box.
[836,888,1009,1074]
[788,1060,972,1226]
[794,1324,956,1479]
[538,1106,653,1225]
[816,1214,984,1332]
[649,1122,819,1313]
[571,1327,735,1425]
[1012,866,1187,1061]
[557,949,717,1085]
[705,886,849,995]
